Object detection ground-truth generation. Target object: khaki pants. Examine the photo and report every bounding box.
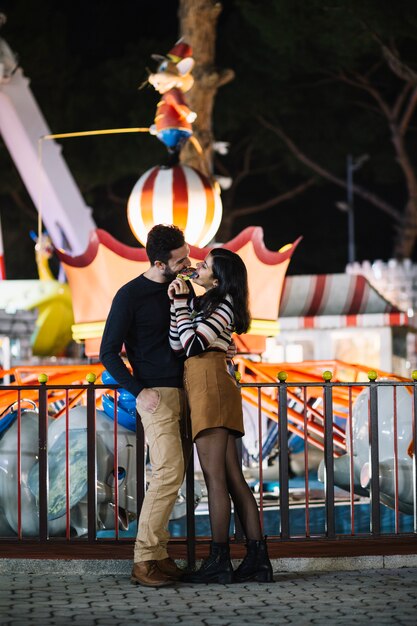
[134,387,187,562]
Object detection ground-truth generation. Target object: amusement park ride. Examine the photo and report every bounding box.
[0,22,415,537]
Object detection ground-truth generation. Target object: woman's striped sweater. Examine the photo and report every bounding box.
[169,294,234,358]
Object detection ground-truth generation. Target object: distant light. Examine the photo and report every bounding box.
[213,141,230,155]
[214,176,232,190]
[336,201,349,212]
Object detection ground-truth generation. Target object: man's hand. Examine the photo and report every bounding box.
[136,388,160,413]
[226,339,237,361]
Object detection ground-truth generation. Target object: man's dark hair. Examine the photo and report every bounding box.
[146,224,186,265]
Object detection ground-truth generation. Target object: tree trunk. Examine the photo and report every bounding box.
[391,126,417,258]
[178,0,234,177]
[393,200,417,258]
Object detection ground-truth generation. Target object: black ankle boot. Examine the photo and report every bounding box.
[182,542,234,584]
[234,538,274,583]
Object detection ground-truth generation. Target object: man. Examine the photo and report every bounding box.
[100,224,192,587]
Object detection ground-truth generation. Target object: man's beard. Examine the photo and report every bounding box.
[162,266,177,281]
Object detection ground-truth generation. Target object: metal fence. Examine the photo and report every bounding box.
[0,373,417,561]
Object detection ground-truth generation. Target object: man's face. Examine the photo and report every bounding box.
[162,244,191,281]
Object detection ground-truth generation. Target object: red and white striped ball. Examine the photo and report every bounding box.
[127,164,223,247]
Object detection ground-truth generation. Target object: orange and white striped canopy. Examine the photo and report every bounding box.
[278,273,409,329]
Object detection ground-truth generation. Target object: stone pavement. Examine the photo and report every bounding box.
[1,563,417,625]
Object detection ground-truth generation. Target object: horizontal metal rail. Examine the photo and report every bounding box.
[0,372,417,560]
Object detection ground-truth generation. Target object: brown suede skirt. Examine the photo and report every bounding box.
[184,351,244,441]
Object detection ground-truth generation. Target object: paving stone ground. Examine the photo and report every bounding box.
[0,567,417,625]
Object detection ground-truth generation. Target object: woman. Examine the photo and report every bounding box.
[169,248,273,584]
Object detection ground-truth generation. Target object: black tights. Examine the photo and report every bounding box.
[195,427,263,543]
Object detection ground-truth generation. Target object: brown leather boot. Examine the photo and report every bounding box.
[131,561,175,587]
[157,557,184,580]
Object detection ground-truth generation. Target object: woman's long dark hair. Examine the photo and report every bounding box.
[194,248,251,334]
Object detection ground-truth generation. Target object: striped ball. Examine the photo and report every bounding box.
[127,164,223,247]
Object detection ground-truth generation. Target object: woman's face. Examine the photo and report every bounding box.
[195,254,217,290]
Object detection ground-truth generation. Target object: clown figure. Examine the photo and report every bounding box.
[148,40,197,162]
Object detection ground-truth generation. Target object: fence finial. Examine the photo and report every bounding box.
[367,370,378,381]
[277,371,288,382]
[322,370,332,381]
[86,372,97,383]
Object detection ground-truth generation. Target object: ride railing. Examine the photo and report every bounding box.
[240,374,417,543]
[0,367,417,561]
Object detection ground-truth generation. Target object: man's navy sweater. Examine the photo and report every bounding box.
[100,274,185,397]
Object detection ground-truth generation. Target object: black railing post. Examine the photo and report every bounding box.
[368,370,380,536]
[135,409,146,537]
[323,371,335,538]
[86,375,97,543]
[233,437,245,541]
[185,444,196,568]
[38,374,49,542]
[277,372,289,539]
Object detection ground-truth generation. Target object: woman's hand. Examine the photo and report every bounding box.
[169,277,190,296]
[168,281,176,299]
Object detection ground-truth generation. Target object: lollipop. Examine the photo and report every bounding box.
[177,267,198,280]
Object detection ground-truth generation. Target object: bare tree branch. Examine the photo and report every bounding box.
[353,100,384,117]
[106,184,127,206]
[258,116,402,223]
[393,82,412,120]
[242,161,284,178]
[225,143,254,208]
[338,70,393,120]
[213,155,231,177]
[242,143,253,175]
[363,60,385,81]
[380,40,417,84]
[232,177,316,218]
[399,86,417,135]
[9,190,36,219]
[347,28,417,133]
[359,21,417,84]
[216,68,235,89]
[219,153,283,187]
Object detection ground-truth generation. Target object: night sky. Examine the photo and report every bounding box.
[0,1,408,279]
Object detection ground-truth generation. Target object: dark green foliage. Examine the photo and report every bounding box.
[1,0,417,275]
[215,0,417,270]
